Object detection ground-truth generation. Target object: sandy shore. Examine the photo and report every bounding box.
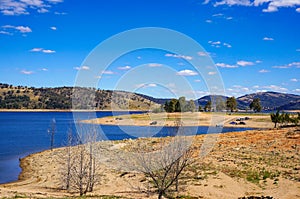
[0,109,147,112]
[0,127,299,199]
[84,112,275,129]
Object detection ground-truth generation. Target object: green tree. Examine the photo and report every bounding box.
[198,105,203,112]
[216,97,226,112]
[163,101,170,112]
[250,98,262,112]
[176,96,186,112]
[226,97,237,112]
[270,110,282,128]
[204,101,212,112]
[185,100,196,112]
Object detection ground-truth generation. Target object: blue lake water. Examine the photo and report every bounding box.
[0,111,253,184]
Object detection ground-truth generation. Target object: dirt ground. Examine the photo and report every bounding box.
[84,112,275,129]
[0,126,299,199]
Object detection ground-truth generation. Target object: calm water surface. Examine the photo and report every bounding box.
[0,111,252,184]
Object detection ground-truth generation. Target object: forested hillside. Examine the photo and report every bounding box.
[0,83,158,110]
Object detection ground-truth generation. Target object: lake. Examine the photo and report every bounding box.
[0,111,253,184]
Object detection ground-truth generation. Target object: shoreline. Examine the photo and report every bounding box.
[0,109,148,112]
[84,112,275,129]
[1,127,299,198]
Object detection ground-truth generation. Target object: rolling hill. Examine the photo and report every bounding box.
[236,92,300,110]
[0,83,159,110]
[0,83,299,110]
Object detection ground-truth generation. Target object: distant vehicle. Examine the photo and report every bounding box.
[239,121,246,125]
[230,121,237,125]
[150,121,157,125]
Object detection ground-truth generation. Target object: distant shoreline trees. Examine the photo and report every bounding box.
[270,110,299,128]
[250,98,262,112]
[163,97,196,113]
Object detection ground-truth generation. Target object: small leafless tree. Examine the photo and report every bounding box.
[123,124,193,199]
[60,123,100,196]
[48,118,56,151]
[60,129,74,190]
[136,138,192,199]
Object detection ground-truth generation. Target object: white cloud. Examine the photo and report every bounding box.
[102,70,114,75]
[15,26,32,33]
[226,85,254,96]
[263,37,274,41]
[147,63,162,67]
[208,71,217,75]
[117,65,131,70]
[290,78,298,82]
[30,48,55,53]
[256,60,262,63]
[20,70,34,75]
[136,83,157,88]
[37,8,48,13]
[209,40,232,48]
[48,0,63,3]
[30,48,43,52]
[292,87,300,93]
[165,53,193,60]
[74,66,90,71]
[54,11,67,15]
[203,0,210,4]
[223,42,232,48]
[50,26,57,30]
[42,49,55,53]
[177,69,198,76]
[214,0,252,7]
[205,19,213,23]
[197,51,210,56]
[259,69,270,73]
[260,0,300,12]
[237,60,254,66]
[2,25,32,33]
[216,62,238,68]
[263,85,288,92]
[0,0,64,16]
[212,13,224,17]
[273,62,300,69]
[214,0,300,12]
[194,79,202,82]
[226,16,233,20]
[41,68,48,71]
[209,40,221,45]
[0,30,12,35]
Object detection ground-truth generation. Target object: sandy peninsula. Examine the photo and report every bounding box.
[84,112,275,129]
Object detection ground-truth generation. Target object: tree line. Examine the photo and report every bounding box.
[160,96,262,113]
[163,97,196,113]
[270,110,300,128]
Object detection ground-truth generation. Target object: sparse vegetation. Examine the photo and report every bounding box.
[0,83,157,110]
[270,110,300,128]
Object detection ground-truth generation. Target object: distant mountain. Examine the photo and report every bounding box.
[0,83,299,110]
[193,92,300,111]
[237,92,300,110]
[196,95,228,107]
[134,93,170,105]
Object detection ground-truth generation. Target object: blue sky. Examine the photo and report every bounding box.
[0,0,299,99]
